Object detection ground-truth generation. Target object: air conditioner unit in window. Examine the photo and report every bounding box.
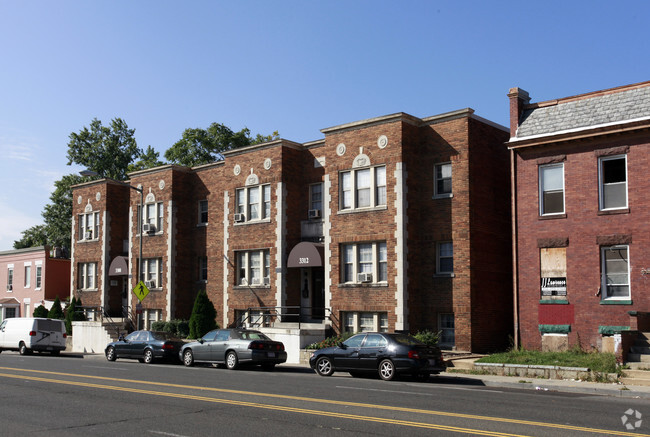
[142,223,156,233]
[263,276,270,285]
[85,231,93,240]
[144,280,155,288]
[308,209,321,219]
[357,273,373,283]
[7,285,12,291]
[234,213,245,223]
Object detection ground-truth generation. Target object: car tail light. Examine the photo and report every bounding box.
[276,343,284,351]
[408,350,420,359]
[63,333,67,338]
[162,343,174,350]
[29,331,36,336]
[248,342,263,350]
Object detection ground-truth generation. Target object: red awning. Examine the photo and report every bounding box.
[287,242,324,268]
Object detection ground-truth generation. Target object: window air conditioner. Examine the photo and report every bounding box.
[144,280,155,288]
[308,209,321,219]
[142,223,156,233]
[263,276,270,285]
[85,231,93,240]
[357,273,373,283]
[234,213,245,223]
[7,285,12,291]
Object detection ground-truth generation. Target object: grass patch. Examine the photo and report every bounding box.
[476,349,617,373]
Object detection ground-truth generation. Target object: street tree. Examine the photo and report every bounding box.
[14,225,48,249]
[128,145,165,173]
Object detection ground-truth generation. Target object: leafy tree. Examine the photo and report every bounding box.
[33,305,49,318]
[47,296,64,320]
[14,225,48,249]
[65,297,86,335]
[165,123,279,167]
[188,290,217,339]
[127,145,165,173]
[66,117,141,181]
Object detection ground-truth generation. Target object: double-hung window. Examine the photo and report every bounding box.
[79,211,100,240]
[601,245,630,300]
[140,202,163,233]
[437,242,453,274]
[198,200,208,224]
[78,262,97,290]
[7,266,13,291]
[236,249,270,286]
[539,163,564,215]
[341,241,388,284]
[434,162,452,197]
[24,264,31,288]
[310,183,323,216]
[198,256,208,282]
[339,165,387,211]
[235,185,271,222]
[36,264,42,289]
[142,258,163,289]
[599,155,627,210]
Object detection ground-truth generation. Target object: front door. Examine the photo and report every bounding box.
[312,268,325,319]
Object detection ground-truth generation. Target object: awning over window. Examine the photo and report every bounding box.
[108,256,129,276]
[0,298,20,306]
[287,242,324,268]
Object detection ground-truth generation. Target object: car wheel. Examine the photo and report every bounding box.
[183,349,194,367]
[19,342,30,356]
[315,356,334,376]
[378,359,396,381]
[143,349,154,364]
[261,363,275,371]
[225,351,239,370]
[106,346,116,361]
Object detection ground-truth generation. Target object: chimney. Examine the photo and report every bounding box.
[507,87,530,138]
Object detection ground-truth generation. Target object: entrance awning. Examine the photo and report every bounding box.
[287,242,324,268]
[108,256,129,276]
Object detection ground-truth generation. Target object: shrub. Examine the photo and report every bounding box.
[188,290,218,339]
[64,297,87,335]
[33,305,49,318]
[306,332,353,350]
[413,330,441,346]
[47,296,64,320]
[151,320,190,338]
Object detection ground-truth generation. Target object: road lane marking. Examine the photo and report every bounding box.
[0,367,645,437]
[338,385,504,395]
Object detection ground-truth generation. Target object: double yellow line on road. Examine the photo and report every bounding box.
[0,367,645,437]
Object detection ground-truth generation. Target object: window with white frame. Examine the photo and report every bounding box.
[235,185,271,222]
[342,312,388,333]
[341,242,388,284]
[599,155,627,210]
[339,165,387,211]
[141,258,163,289]
[236,249,270,286]
[198,200,208,224]
[434,162,452,197]
[36,264,42,289]
[78,262,97,290]
[539,163,564,215]
[601,245,630,299]
[24,264,31,288]
[439,313,455,345]
[138,202,164,233]
[79,211,99,240]
[145,309,162,329]
[7,266,13,291]
[310,183,323,216]
[199,256,208,282]
[437,242,453,274]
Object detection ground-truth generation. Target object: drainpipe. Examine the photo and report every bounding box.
[510,148,519,349]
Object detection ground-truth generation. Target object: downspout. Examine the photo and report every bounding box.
[510,148,519,349]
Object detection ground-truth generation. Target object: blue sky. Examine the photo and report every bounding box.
[0,1,648,251]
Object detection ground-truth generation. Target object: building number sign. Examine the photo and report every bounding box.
[299,257,310,265]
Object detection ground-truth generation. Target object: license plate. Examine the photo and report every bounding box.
[268,352,275,358]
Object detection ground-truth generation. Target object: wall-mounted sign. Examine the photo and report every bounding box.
[541,277,567,296]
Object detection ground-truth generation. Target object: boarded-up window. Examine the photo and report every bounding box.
[540,248,567,298]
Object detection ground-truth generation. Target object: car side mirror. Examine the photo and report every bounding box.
[198,338,204,344]
[338,342,347,349]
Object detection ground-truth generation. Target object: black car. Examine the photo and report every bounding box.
[180,328,287,370]
[105,330,185,364]
[309,332,446,381]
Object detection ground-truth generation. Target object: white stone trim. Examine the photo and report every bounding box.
[101,210,109,310]
[222,191,231,328]
[275,182,286,308]
[323,175,332,312]
[394,162,408,331]
[166,200,174,320]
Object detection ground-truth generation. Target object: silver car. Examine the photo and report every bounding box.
[180,328,287,370]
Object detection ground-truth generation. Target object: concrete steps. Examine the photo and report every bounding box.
[624,332,650,386]
[621,369,650,387]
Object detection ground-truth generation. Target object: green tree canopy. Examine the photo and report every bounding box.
[47,296,64,320]
[14,225,48,249]
[165,123,279,167]
[127,145,165,173]
[33,305,49,318]
[188,290,217,339]
[67,117,141,181]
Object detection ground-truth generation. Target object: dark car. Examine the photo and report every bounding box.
[309,332,446,381]
[105,330,185,364]
[180,328,287,370]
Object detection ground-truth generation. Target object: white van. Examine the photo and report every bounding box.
[0,317,67,355]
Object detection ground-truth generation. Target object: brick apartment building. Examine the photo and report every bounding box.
[508,81,650,352]
[0,246,70,321]
[71,108,512,353]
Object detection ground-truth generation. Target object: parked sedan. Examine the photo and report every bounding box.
[180,328,287,370]
[309,332,446,381]
[105,330,185,364]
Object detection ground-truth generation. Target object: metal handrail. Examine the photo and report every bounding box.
[237,306,332,329]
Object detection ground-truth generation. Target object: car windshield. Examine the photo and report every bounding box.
[391,334,424,346]
[239,331,270,340]
[151,332,180,341]
[343,334,365,348]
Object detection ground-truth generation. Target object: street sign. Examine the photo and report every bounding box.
[133,280,150,302]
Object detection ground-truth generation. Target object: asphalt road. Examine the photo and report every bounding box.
[0,352,647,436]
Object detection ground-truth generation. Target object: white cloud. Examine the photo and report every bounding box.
[0,200,42,251]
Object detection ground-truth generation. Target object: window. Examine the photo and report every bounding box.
[142,258,163,289]
[199,256,208,282]
[434,162,452,197]
[145,309,162,330]
[601,245,630,299]
[437,242,453,274]
[599,155,627,210]
[78,262,97,290]
[339,165,387,211]
[310,183,323,214]
[24,265,31,288]
[140,202,163,233]
[341,242,388,284]
[235,184,271,222]
[539,163,564,215]
[342,312,388,333]
[198,200,208,224]
[35,265,42,289]
[7,266,13,291]
[439,314,455,346]
[236,249,270,286]
[79,211,99,240]
[5,307,16,319]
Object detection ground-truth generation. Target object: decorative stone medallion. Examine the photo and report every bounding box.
[378,135,388,149]
[95,192,101,201]
[336,143,346,156]
[264,158,272,170]
[159,179,165,190]
[77,195,82,205]
[234,164,241,176]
